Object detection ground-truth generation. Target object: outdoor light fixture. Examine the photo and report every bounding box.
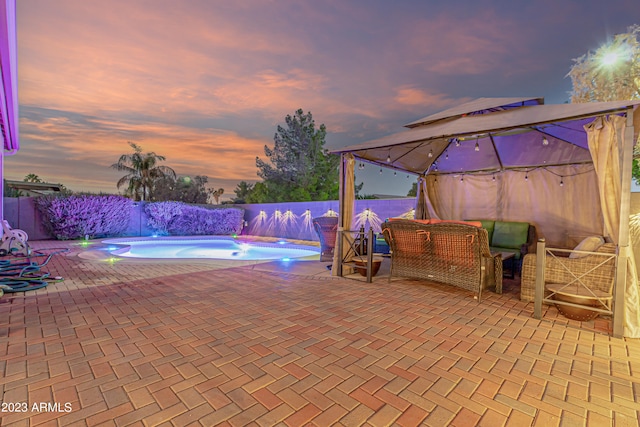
[492,175,496,181]
[455,138,461,147]
[445,152,449,160]
[525,174,528,181]
[394,171,397,176]
[542,136,549,146]
[474,142,480,152]
[386,153,391,163]
[560,177,564,186]
[428,149,433,158]
[379,168,383,174]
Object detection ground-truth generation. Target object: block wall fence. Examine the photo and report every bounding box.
[3,197,417,241]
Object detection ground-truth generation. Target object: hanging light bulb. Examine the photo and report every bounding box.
[474,142,480,152]
[455,138,461,147]
[460,176,464,182]
[492,175,496,181]
[428,149,433,158]
[379,168,383,174]
[542,136,549,146]
[394,171,397,176]
[560,177,564,186]
[525,174,528,181]
[386,154,391,163]
[445,152,449,160]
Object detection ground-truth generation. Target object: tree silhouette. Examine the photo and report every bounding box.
[111,142,176,201]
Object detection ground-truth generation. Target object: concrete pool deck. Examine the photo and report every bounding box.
[0,240,639,426]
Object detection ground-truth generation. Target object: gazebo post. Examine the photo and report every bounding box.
[335,153,345,276]
[613,108,635,338]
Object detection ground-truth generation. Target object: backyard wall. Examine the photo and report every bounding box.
[2,197,417,241]
[7,194,640,242]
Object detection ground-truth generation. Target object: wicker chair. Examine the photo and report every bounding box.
[381,220,501,300]
[312,216,338,262]
[520,243,616,303]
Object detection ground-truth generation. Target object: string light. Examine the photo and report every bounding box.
[394,171,397,176]
[379,168,383,174]
[492,175,496,181]
[460,176,464,182]
[445,152,449,160]
[525,173,528,181]
[455,138,461,147]
[428,149,433,158]
[542,136,549,146]
[560,177,564,186]
[386,153,391,163]
[474,142,480,152]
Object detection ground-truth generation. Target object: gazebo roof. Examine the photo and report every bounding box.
[332,99,640,176]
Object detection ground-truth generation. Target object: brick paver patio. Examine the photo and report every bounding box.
[1,240,639,426]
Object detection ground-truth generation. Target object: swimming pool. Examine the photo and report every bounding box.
[101,236,321,260]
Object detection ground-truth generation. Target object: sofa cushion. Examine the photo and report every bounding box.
[389,218,431,224]
[435,219,482,227]
[492,221,529,250]
[569,236,605,259]
[468,220,495,242]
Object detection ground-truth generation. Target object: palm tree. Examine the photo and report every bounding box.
[24,173,43,183]
[111,142,176,201]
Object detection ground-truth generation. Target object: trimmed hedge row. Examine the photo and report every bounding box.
[34,196,245,240]
[145,202,244,235]
[35,195,133,240]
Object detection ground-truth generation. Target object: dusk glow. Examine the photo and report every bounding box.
[7,0,637,198]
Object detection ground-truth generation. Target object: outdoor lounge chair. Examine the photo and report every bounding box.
[520,242,616,310]
[312,216,338,262]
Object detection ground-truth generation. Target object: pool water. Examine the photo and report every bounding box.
[102,236,320,260]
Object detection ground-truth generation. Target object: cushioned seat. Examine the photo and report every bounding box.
[468,219,536,260]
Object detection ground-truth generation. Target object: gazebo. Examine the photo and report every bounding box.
[331,97,640,338]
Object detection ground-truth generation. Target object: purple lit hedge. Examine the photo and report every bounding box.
[144,202,244,235]
[35,195,133,240]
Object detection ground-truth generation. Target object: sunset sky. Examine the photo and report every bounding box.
[5,0,638,200]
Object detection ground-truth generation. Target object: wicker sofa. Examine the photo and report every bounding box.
[381,219,501,300]
[520,243,616,302]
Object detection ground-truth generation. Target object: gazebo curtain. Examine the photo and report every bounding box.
[332,153,355,276]
[421,164,604,248]
[585,115,640,338]
[414,176,438,220]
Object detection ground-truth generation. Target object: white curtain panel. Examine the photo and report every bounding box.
[586,115,640,338]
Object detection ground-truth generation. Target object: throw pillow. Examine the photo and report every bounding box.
[569,236,605,259]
